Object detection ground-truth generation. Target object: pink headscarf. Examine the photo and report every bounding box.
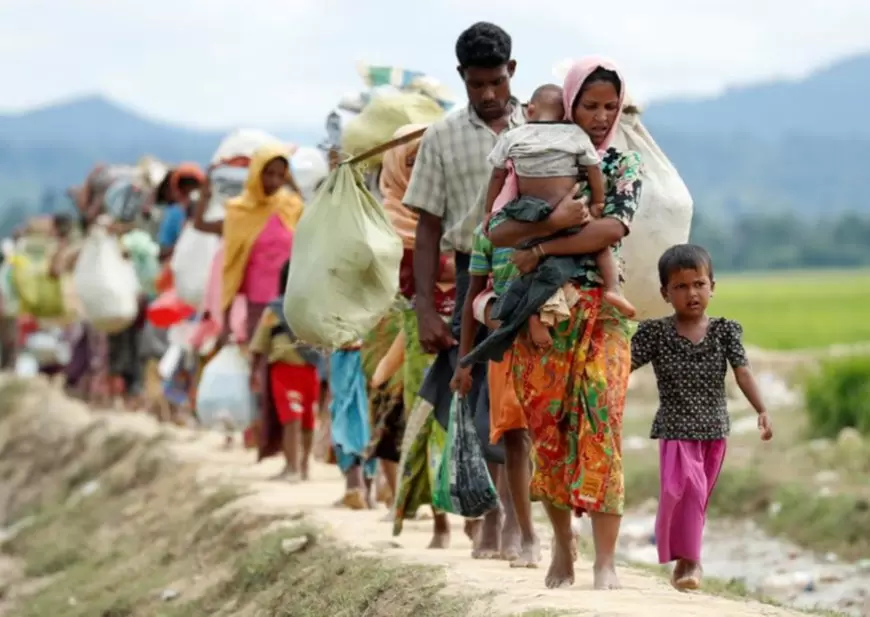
[562,56,625,153]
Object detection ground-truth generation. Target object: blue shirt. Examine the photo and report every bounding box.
[157,204,187,249]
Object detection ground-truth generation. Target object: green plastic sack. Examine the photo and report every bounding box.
[10,240,65,319]
[283,164,403,348]
[432,395,499,517]
[341,92,444,166]
[122,230,160,299]
[0,261,19,317]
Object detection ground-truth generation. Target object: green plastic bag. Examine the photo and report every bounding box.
[121,230,160,300]
[10,239,65,319]
[432,395,499,517]
[341,92,444,167]
[284,164,403,348]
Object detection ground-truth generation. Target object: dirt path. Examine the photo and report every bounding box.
[166,428,811,617]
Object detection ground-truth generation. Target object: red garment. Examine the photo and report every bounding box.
[269,362,319,430]
[398,248,454,316]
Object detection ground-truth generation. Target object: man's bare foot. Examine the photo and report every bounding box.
[464,518,482,543]
[602,289,636,319]
[427,529,450,549]
[545,538,575,588]
[674,561,702,591]
[472,514,501,559]
[500,519,522,561]
[593,559,621,590]
[341,489,367,510]
[527,317,552,350]
[510,535,541,569]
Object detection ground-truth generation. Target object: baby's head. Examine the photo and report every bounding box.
[527,84,565,122]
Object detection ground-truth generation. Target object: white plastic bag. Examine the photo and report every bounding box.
[612,112,694,320]
[158,344,183,381]
[210,129,283,165]
[195,344,254,429]
[170,224,221,307]
[207,165,249,220]
[73,227,140,333]
[14,353,39,378]
[290,147,329,201]
[25,330,69,367]
[284,165,403,348]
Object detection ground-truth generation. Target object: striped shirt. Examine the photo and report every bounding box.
[468,224,518,295]
[402,101,526,254]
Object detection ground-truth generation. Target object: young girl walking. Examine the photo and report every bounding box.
[630,243,773,591]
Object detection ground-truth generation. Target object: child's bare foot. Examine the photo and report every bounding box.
[427,530,450,549]
[527,316,552,350]
[602,289,636,319]
[341,489,367,510]
[545,536,575,589]
[510,535,541,569]
[300,463,310,481]
[463,518,482,544]
[674,560,702,591]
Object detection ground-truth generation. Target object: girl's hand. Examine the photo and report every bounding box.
[511,249,540,274]
[450,366,473,396]
[758,412,773,441]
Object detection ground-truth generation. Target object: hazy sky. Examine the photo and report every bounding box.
[2,0,869,130]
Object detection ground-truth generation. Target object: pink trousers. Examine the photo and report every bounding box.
[655,439,727,564]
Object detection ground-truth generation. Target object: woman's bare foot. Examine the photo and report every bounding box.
[500,518,522,562]
[527,316,552,350]
[510,535,541,569]
[593,558,621,590]
[602,289,636,319]
[429,514,451,549]
[545,537,575,589]
[674,561,702,591]
[472,511,501,559]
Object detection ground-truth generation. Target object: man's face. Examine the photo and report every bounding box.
[457,61,516,121]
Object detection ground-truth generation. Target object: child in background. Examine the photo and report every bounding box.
[249,259,325,482]
[630,244,773,591]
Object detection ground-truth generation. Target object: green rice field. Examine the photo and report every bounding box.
[707,268,870,350]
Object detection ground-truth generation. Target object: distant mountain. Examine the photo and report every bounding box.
[643,54,870,140]
[1,52,869,238]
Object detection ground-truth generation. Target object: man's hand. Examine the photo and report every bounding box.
[416,309,456,354]
[450,366,473,395]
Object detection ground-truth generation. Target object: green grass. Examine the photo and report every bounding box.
[709,268,870,350]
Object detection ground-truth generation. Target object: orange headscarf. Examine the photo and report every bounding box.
[221,144,304,309]
[380,124,426,250]
[170,162,206,201]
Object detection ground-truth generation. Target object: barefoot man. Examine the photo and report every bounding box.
[402,22,525,557]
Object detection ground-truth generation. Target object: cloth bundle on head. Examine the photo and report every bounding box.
[169,162,206,200]
[561,56,625,152]
[221,144,304,310]
[379,124,427,249]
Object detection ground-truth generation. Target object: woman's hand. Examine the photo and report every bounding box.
[511,249,540,274]
[549,185,592,230]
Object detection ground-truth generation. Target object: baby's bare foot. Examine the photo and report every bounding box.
[427,529,450,549]
[602,289,637,319]
[528,318,553,350]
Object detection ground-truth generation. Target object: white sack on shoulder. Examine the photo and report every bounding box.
[612,112,694,320]
[73,227,140,333]
[195,344,254,429]
[284,164,403,348]
[210,129,284,165]
[171,224,221,307]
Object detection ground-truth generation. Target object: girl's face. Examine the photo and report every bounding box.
[261,158,288,196]
[661,267,714,319]
[572,80,621,147]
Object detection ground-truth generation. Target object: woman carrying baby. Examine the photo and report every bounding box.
[487,57,642,590]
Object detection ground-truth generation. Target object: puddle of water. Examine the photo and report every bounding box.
[615,510,870,615]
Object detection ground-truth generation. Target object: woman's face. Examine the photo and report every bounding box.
[261,158,288,196]
[572,79,621,147]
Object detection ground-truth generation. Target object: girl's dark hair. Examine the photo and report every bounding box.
[572,67,622,112]
[455,22,512,69]
[657,244,714,286]
[154,171,173,204]
[278,259,291,292]
[176,176,201,193]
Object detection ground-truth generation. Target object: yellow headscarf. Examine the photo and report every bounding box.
[380,124,426,250]
[221,143,303,309]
